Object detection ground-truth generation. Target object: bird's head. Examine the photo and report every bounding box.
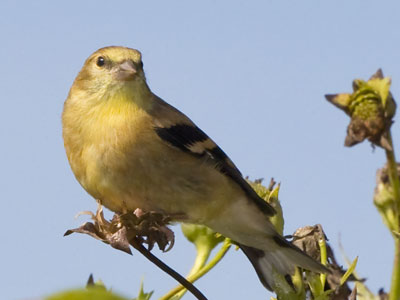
[72,46,149,98]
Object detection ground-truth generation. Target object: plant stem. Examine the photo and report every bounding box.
[385,132,400,300]
[187,244,211,278]
[160,239,232,300]
[390,239,400,300]
[130,238,208,300]
[171,244,211,300]
[318,238,327,289]
[385,133,400,215]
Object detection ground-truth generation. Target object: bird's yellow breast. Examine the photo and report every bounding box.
[63,83,242,221]
[63,90,157,212]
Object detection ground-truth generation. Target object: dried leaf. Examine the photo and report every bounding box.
[86,274,95,287]
[349,285,357,300]
[291,225,327,260]
[291,225,360,300]
[325,93,352,114]
[378,288,388,300]
[65,203,174,255]
[108,226,132,254]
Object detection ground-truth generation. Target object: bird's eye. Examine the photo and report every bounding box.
[96,56,105,67]
[139,61,143,69]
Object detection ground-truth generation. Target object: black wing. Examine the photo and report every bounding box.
[154,122,276,217]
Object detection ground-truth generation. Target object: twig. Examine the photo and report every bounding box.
[130,238,208,300]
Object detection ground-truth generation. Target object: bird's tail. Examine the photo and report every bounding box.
[239,236,328,291]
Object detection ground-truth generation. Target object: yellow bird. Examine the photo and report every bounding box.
[62,46,326,290]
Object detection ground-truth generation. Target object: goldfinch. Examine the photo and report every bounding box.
[62,46,326,290]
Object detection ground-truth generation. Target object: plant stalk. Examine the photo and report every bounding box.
[319,237,328,289]
[385,132,400,300]
[160,239,231,300]
[187,244,212,278]
[390,239,400,300]
[130,239,208,300]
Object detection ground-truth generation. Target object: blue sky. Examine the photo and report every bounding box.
[1,1,400,299]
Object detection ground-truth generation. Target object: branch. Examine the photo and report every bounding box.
[130,238,208,300]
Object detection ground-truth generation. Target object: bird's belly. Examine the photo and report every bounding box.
[79,142,234,223]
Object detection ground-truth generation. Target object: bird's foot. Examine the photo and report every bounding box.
[120,209,174,252]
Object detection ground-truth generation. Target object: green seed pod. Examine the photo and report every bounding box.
[374,164,400,233]
[325,69,396,150]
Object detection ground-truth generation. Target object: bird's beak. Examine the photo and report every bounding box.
[114,60,137,81]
